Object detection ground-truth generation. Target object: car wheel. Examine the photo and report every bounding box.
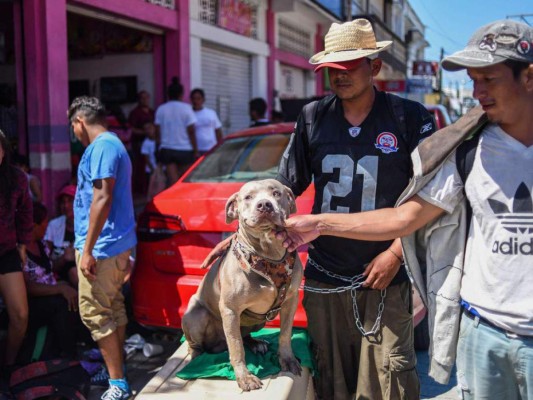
[414,314,430,350]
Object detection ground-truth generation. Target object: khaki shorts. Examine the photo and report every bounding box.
[76,249,131,341]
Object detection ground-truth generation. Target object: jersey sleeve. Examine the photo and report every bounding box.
[276,110,312,197]
[406,103,437,153]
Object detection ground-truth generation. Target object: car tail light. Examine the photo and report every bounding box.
[137,211,186,241]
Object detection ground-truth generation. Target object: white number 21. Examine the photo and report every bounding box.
[321,155,378,213]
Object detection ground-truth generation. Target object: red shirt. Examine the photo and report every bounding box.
[128,105,155,130]
[0,167,33,256]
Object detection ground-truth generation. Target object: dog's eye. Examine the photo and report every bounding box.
[244,195,253,200]
[273,190,281,197]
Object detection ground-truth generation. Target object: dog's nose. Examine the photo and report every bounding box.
[256,200,273,213]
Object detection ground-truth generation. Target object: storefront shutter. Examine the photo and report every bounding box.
[201,43,251,135]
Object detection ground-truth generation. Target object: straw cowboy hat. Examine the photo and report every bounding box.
[310,18,392,65]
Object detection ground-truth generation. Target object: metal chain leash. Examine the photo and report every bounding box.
[304,257,387,337]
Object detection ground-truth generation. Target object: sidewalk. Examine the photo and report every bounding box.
[87,331,181,400]
[84,333,459,400]
[417,350,458,400]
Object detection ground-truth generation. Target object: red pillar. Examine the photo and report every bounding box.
[266,0,276,112]
[163,0,191,99]
[23,0,71,211]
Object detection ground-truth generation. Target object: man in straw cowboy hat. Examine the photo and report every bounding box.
[278,19,533,400]
[276,18,435,399]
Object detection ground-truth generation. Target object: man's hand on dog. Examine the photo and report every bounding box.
[275,215,321,251]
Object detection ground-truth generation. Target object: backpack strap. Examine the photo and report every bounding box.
[387,93,407,139]
[456,133,481,185]
[455,132,482,230]
[302,95,336,143]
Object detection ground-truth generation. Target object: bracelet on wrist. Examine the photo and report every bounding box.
[387,248,403,262]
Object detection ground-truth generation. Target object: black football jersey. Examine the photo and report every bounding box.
[277,90,436,286]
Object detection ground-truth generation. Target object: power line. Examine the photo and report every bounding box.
[412,0,464,50]
[425,26,464,49]
[506,14,533,26]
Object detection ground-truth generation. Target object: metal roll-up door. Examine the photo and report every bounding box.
[201,43,251,134]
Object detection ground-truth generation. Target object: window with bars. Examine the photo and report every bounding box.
[278,19,312,58]
[196,0,258,39]
[145,0,175,10]
[198,0,218,25]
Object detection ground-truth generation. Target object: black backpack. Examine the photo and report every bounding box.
[9,359,90,400]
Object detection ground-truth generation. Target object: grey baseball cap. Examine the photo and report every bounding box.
[442,19,533,71]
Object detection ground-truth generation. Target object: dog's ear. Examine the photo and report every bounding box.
[225,192,239,224]
[284,185,297,214]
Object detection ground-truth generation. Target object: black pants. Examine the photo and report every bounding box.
[27,295,78,359]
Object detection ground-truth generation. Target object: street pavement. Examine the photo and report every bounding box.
[85,332,459,399]
[416,350,458,400]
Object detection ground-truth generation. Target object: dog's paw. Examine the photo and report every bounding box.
[236,373,263,391]
[279,356,302,376]
[244,336,269,355]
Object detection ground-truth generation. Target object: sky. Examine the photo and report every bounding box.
[408,0,532,90]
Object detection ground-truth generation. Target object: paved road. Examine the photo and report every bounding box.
[416,350,458,399]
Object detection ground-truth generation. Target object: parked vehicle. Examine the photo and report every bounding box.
[425,104,452,129]
[131,120,428,346]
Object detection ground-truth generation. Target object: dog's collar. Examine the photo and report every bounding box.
[232,237,295,287]
[231,236,296,323]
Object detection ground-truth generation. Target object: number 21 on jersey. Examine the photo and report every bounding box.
[321,154,378,213]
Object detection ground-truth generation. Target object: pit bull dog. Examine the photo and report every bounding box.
[182,179,303,391]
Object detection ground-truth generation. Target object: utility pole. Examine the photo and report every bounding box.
[345,0,352,21]
[439,47,444,104]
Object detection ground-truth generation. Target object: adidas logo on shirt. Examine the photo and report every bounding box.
[489,182,533,255]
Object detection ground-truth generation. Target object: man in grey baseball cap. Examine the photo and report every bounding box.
[278,18,533,399]
[442,19,533,70]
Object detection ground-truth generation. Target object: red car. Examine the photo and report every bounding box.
[131,121,428,343]
[132,123,312,330]
[425,104,452,129]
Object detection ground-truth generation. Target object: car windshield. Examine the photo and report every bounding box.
[184,133,291,182]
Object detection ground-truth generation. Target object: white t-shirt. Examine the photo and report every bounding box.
[155,101,197,151]
[418,123,533,336]
[194,107,222,152]
[141,138,157,173]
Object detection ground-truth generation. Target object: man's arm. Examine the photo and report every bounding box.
[187,124,198,157]
[80,177,115,280]
[215,127,223,144]
[280,195,445,251]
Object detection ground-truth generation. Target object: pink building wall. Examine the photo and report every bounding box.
[19,0,188,208]
[267,2,326,110]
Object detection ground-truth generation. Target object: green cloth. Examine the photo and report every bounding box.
[176,328,313,380]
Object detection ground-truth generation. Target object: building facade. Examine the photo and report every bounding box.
[1,0,429,207]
